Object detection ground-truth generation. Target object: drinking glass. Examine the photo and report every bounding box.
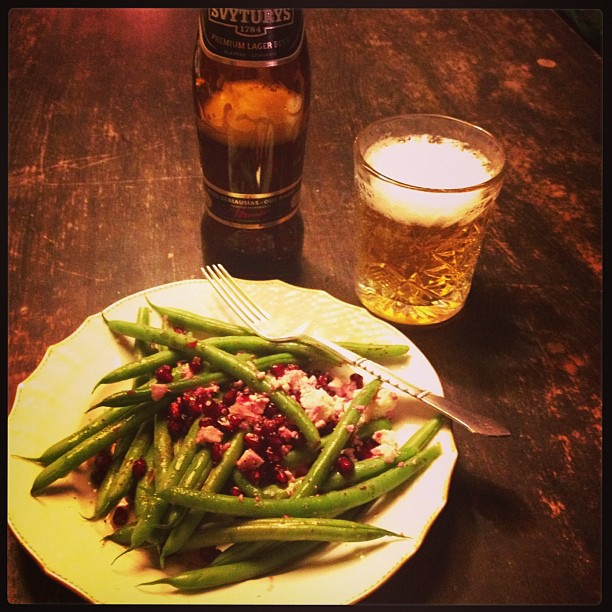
[353,114,506,325]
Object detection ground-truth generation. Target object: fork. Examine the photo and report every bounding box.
[201,264,510,437]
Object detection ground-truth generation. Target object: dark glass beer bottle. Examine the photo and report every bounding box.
[193,8,311,280]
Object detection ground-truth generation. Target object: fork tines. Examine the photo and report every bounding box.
[201,264,271,326]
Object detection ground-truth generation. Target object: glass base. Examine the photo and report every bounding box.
[355,280,468,326]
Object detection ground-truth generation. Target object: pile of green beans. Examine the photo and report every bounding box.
[26,304,445,594]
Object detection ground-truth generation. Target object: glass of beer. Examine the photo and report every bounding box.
[353,114,506,326]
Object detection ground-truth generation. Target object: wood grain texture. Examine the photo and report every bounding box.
[8,8,601,605]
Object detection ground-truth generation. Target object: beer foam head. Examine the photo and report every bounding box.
[361,135,495,227]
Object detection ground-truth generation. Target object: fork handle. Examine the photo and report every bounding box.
[305,335,511,437]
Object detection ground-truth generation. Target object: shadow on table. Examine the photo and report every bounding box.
[359,461,533,605]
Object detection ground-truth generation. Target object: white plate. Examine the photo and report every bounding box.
[8,279,457,605]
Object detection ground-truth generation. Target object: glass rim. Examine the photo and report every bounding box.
[354,114,507,194]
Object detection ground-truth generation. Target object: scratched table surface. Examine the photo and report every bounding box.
[7,8,602,606]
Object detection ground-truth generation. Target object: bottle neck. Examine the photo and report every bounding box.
[199,8,305,67]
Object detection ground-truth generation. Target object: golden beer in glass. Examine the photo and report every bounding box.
[354,115,506,325]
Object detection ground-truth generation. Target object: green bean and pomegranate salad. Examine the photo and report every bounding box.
[27,302,445,593]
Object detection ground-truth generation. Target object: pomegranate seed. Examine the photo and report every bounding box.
[350,373,364,389]
[244,432,261,451]
[217,416,235,433]
[316,373,331,388]
[169,401,182,419]
[336,455,355,477]
[112,505,130,527]
[265,447,282,464]
[223,388,238,406]
[211,442,225,463]
[267,434,283,450]
[155,364,174,383]
[131,457,147,480]
[355,438,377,460]
[199,416,214,428]
[228,414,243,430]
[246,469,261,485]
[189,356,204,374]
[269,364,286,377]
[230,486,243,496]
[274,466,289,486]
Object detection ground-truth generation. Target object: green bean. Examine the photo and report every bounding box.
[140,540,324,592]
[400,414,448,449]
[93,350,185,390]
[337,341,409,360]
[103,319,224,358]
[91,421,152,520]
[31,398,171,495]
[292,379,382,498]
[153,412,173,488]
[91,353,298,409]
[206,336,321,360]
[209,541,281,567]
[22,401,150,466]
[180,445,214,489]
[159,443,441,519]
[146,300,250,336]
[321,415,445,492]
[129,494,167,549]
[177,516,401,550]
[160,431,245,563]
[146,302,410,360]
[212,384,381,568]
[92,322,151,519]
[134,444,156,518]
[103,523,135,546]
[355,417,393,441]
[131,414,206,549]
[163,446,213,529]
[127,445,214,549]
[281,432,331,471]
[207,506,363,568]
[203,432,245,493]
[134,306,155,356]
[88,429,135,519]
[158,414,206,491]
[231,469,265,498]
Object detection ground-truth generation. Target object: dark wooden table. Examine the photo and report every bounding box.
[7,8,602,606]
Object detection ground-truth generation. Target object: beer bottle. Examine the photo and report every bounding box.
[193,8,311,280]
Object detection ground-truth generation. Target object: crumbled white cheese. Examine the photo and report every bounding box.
[361,388,398,422]
[370,428,400,463]
[150,383,169,401]
[236,448,264,471]
[275,368,349,426]
[228,392,270,424]
[196,425,224,445]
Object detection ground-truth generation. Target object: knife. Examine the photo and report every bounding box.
[304,334,511,437]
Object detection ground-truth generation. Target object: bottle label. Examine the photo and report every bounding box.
[200,8,304,65]
[203,179,301,229]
